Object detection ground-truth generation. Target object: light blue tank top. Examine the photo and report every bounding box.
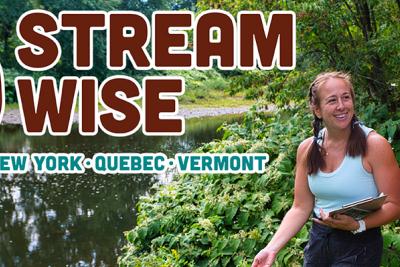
[307,125,379,216]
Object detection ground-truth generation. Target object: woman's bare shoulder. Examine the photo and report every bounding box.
[365,131,397,165]
[298,137,314,154]
[366,131,392,152]
[296,137,314,163]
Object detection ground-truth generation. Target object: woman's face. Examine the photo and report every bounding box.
[314,78,354,131]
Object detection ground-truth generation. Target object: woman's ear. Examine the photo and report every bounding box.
[313,107,322,119]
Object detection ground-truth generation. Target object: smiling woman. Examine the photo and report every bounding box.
[252,71,400,267]
[307,72,367,174]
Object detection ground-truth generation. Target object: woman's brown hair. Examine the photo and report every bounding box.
[307,72,367,175]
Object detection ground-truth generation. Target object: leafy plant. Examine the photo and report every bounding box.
[119,98,400,266]
[119,105,312,266]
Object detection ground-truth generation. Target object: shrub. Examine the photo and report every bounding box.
[119,102,400,266]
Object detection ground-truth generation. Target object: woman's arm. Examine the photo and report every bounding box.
[363,132,400,228]
[266,138,314,250]
[252,138,315,266]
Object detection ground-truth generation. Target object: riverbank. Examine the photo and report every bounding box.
[0,106,251,125]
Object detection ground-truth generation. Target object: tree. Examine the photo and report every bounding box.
[0,0,32,66]
[196,0,400,112]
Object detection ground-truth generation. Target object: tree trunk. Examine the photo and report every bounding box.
[397,0,400,15]
[354,0,373,41]
[351,0,395,110]
[2,26,10,65]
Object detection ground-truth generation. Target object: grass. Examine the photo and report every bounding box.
[179,91,255,109]
[4,103,19,111]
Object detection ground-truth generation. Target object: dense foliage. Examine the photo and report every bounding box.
[167,69,229,105]
[0,0,399,265]
[119,106,311,266]
[0,0,196,102]
[118,102,400,266]
[119,0,400,266]
[197,0,400,113]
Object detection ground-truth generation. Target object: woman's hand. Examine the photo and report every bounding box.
[251,246,278,267]
[312,208,359,231]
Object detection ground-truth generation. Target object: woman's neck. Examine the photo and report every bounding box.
[325,126,351,142]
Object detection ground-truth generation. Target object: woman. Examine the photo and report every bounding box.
[252,72,400,267]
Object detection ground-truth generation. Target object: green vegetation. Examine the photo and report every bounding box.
[0,0,399,266]
[0,0,250,110]
[171,69,228,104]
[119,1,400,266]
[119,106,311,266]
[119,103,400,266]
[170,69,254,108]
[0,0,198,103]
[180,92,254,108]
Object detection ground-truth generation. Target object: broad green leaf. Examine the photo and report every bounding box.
[242,239,256,254]
[225,206,239,225]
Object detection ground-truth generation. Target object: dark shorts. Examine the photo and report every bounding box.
[303,222,383,267]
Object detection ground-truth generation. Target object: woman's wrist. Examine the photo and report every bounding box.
[350,219,360,231]
[265,243,280,253]
[351,219,366,234]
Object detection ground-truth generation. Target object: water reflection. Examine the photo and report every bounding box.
[0,114,241,267]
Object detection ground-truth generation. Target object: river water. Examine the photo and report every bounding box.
[0,114,241,267]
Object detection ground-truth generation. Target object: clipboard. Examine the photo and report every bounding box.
[329,193,387,220]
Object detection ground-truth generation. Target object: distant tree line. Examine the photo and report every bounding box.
[0,0,196,103]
